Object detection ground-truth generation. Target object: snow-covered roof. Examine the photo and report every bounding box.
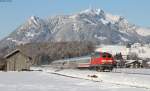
[147,61,150,65]
[125,60,143,64]
[125,60,136,64]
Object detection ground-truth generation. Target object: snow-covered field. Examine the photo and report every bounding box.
[0,68,149,91]
[31,67,150,90]
[46,69,150,88]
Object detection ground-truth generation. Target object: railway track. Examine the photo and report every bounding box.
[112,70,150,76]
[77,67,150,75]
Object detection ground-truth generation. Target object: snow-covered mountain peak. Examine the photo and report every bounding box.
[79,8,129,25]
[80,8,105,16]
[30,16,39,20]
[28,16,41,26]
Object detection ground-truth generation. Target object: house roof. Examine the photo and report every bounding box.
[125,60,141,64]
[147,61,150,65]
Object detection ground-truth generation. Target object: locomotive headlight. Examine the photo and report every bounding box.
[102,60,106,63]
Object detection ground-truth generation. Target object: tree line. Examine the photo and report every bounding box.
[18,41,95,65]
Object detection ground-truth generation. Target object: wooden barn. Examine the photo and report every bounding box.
[4,49,32,71]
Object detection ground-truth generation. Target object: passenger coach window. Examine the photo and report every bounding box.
[94,52,100,58]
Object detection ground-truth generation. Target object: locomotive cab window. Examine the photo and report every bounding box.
[102,53,107,58]
[107,54,112,58]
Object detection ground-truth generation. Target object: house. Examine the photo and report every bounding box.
[116,60,126,68]
[4,49,32,71]
[125,60,142,68]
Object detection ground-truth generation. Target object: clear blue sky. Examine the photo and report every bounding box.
[0,0,150,39]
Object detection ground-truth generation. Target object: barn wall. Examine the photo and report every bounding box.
[0,59,6,71]
[6,53,31,71]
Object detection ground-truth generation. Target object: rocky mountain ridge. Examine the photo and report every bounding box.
[1,8,150,49]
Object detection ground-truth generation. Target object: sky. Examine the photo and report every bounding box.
[0,0,150,39]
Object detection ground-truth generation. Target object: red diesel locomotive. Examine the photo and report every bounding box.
[90,52,116,71]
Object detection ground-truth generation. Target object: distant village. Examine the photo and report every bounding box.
[96,43,150,68]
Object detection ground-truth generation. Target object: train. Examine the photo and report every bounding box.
[51,52,116,72]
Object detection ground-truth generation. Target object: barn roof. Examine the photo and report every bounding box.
[4,49,32,59]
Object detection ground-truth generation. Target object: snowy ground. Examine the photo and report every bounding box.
[45,69,150,88]
[0,70,149,91]
[32,67,150,90]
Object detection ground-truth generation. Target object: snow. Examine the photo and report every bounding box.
[94,8,102,15]
[136,28,150,36]
[0,71,148,91]
[125,60,138,64]
[30,16,40,26]
[0,71,102,91]
[31,67,150,90]
[25,29,40,38]
[7,38,27,45]
[105,14,121,24]
[80,8,103,15]
[94,35,107,40]
[72,23,80,31]
[100,18,109,24]
[0,67,149,91]
[26,32,35,37]
[99,71,150,89]
[83,18,96,25]
[7,38,13,41]
[119,35,129,41]
[69,15,78,19]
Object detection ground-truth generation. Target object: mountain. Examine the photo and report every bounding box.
[1,8,150,49]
